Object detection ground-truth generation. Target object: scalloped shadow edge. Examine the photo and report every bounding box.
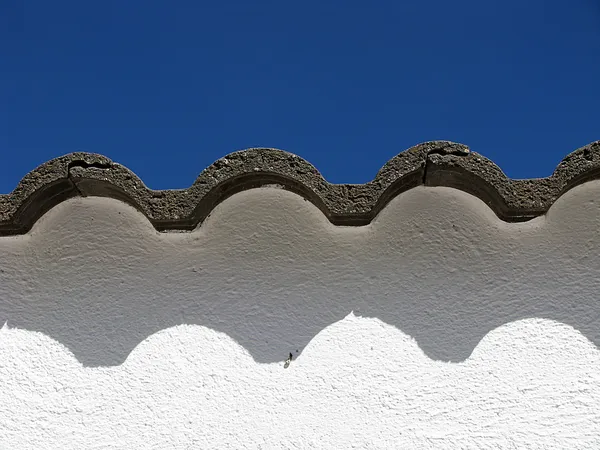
[1,315,594,369]
[1,140,599,235]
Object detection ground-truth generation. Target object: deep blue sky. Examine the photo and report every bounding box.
[2,0,599,192]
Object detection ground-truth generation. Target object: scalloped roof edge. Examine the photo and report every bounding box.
[1,140,599,235]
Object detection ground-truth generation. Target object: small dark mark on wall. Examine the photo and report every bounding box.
[284,353,293,369]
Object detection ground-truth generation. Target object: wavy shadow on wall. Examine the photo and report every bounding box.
[1,143,600,367]
[1,184,599,366]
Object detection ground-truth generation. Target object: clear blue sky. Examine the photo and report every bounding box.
[1,0,599,193]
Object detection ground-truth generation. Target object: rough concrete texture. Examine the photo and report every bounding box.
[1,140,599,233]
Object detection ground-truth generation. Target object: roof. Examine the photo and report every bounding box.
[1,140,599,235]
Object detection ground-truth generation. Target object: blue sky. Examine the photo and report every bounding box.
[1,0,599,192]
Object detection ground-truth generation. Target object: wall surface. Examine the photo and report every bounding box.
[1,145,600,448]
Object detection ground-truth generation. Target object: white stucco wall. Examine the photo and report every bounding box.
[1,184,600,448]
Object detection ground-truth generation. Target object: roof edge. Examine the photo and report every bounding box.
[1,140,599,234]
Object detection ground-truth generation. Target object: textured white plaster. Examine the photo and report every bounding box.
[1,317,600,449]
[1,184,600,447]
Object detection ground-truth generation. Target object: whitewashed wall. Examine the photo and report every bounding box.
[1,184,600,448]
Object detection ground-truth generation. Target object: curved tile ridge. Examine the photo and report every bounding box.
[0,140,599,234]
